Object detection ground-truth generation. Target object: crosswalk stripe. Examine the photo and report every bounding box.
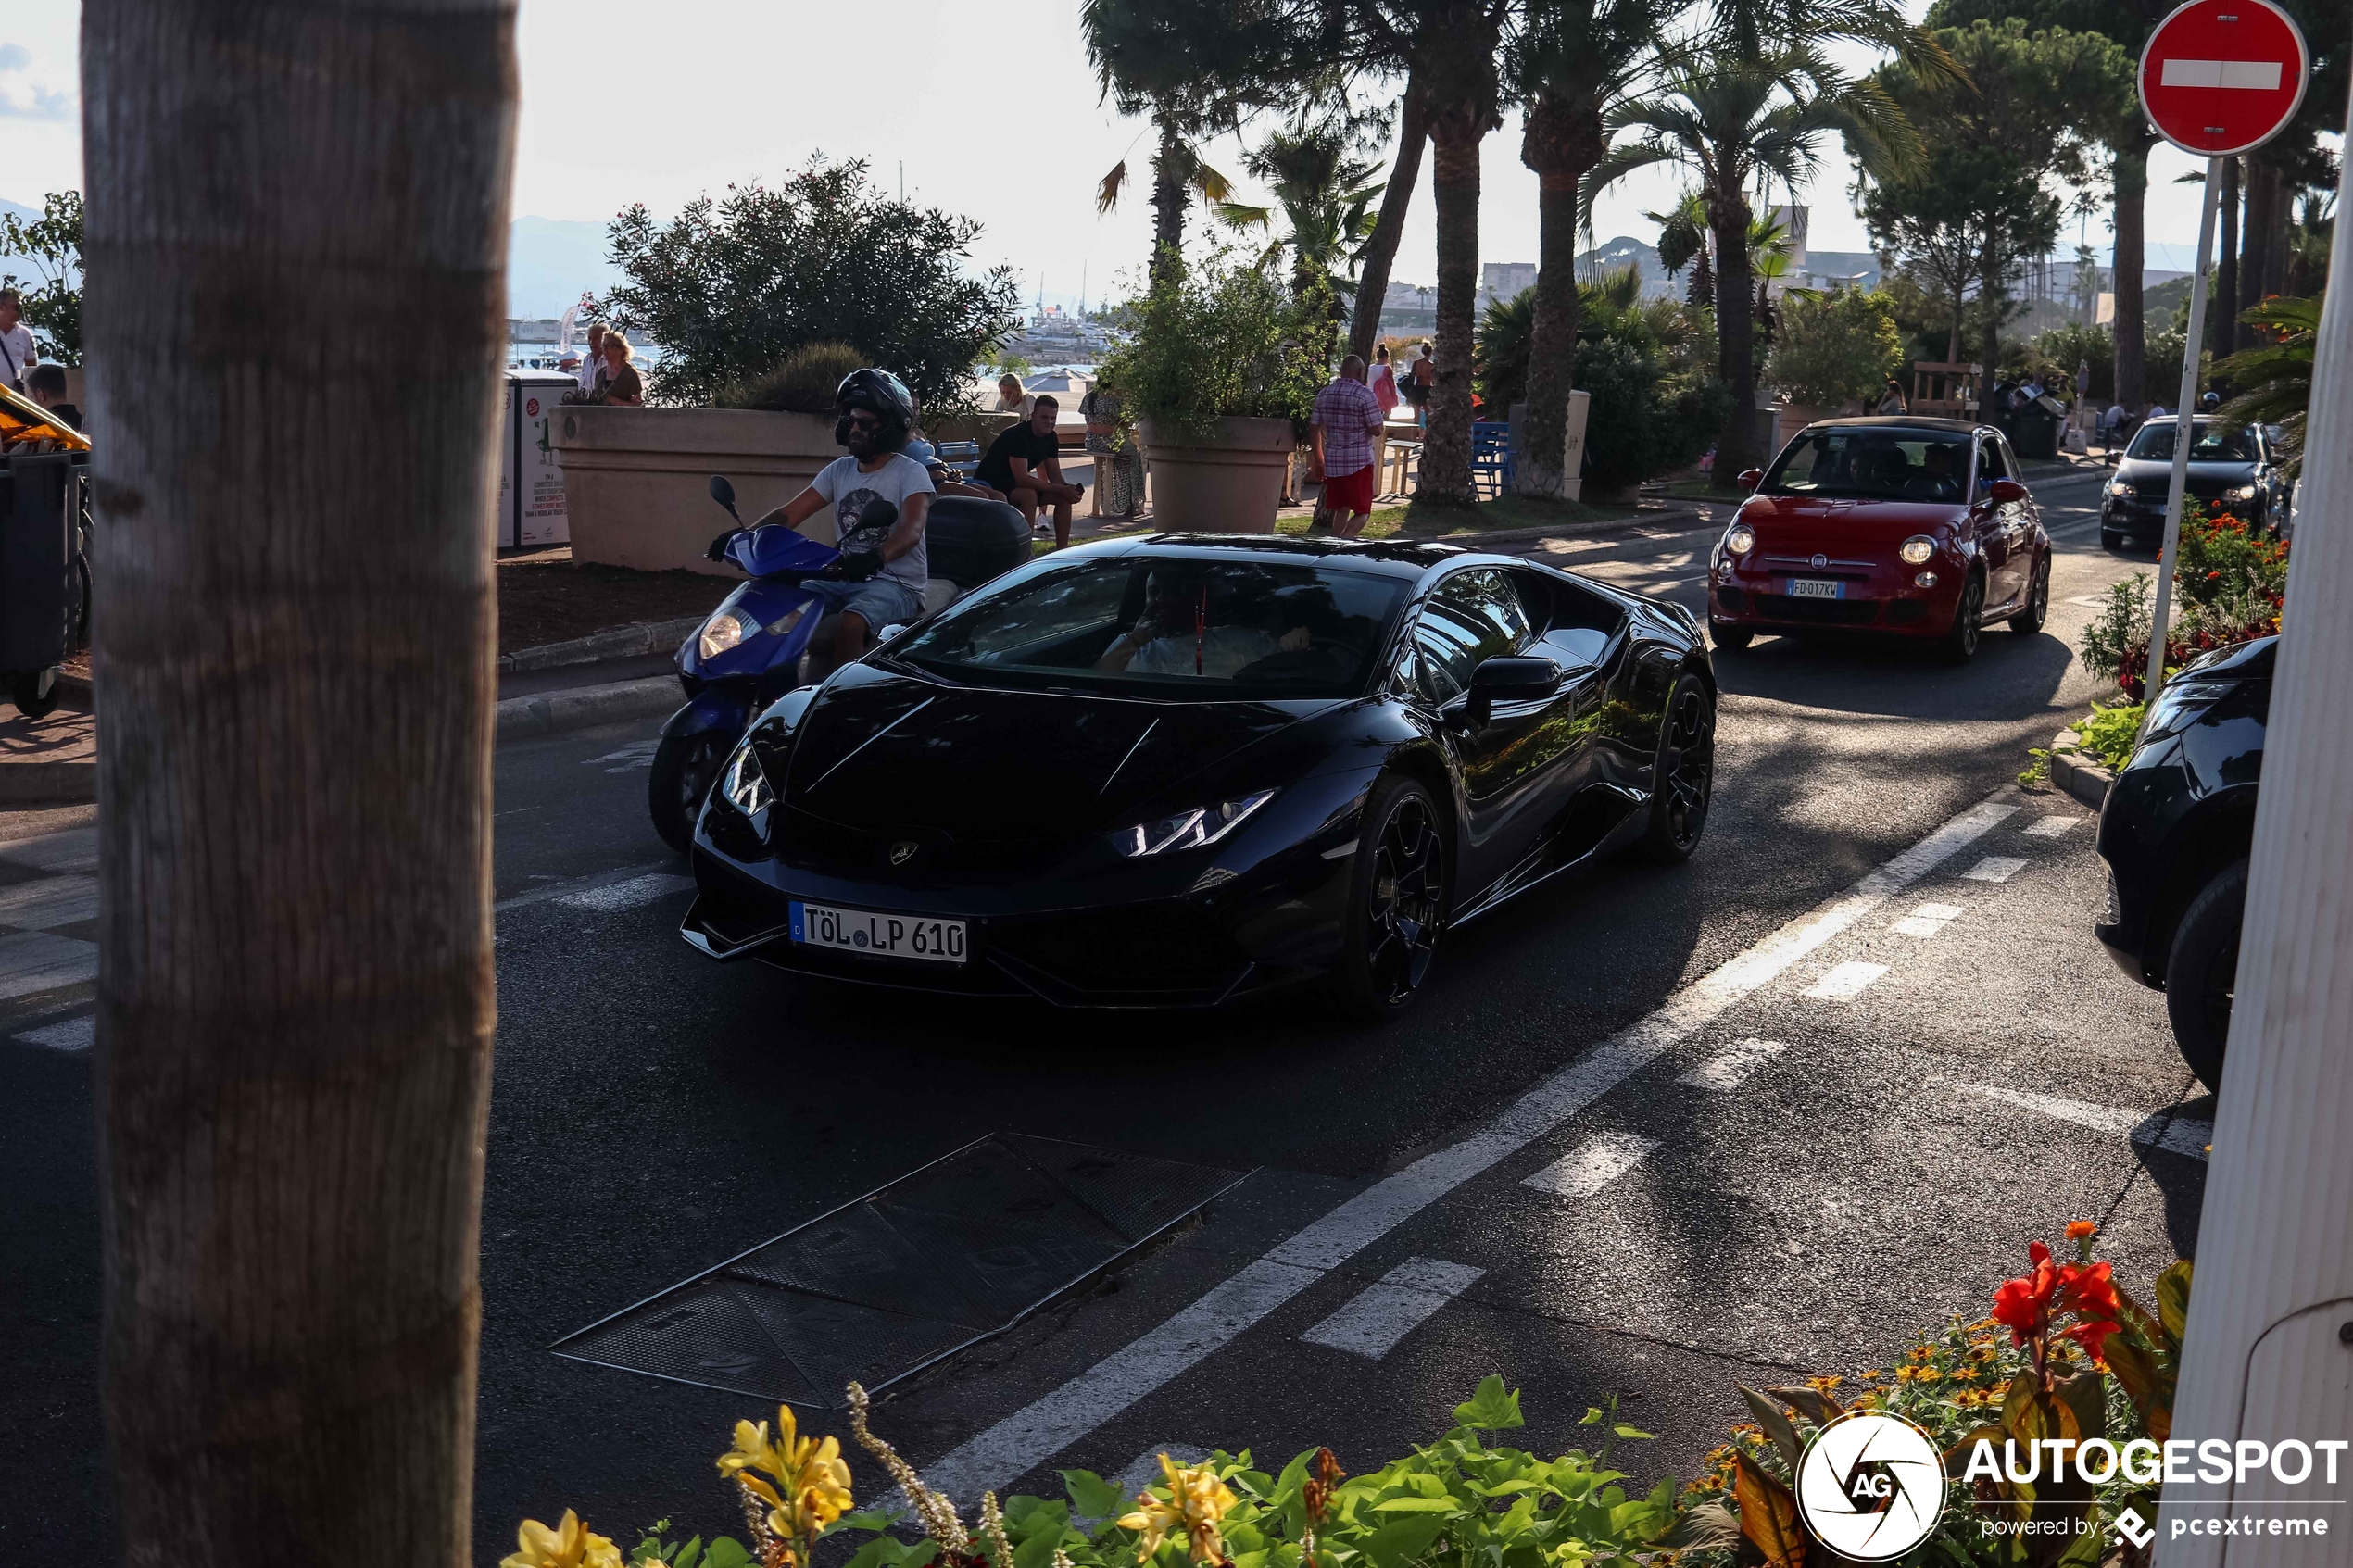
[904,795,2019,1503]
[1299,1258,1486,1359]
[1805,961,1888,999]
[1961,856,2028,883]
[1523,1133,1659,1198]
[0,932,97,999]
[2024,817,2080,838]
[553,872,696,912]
[1949,1081,2212,1160]
[1679,1038,1787,1089]
[16,1014,93,1052]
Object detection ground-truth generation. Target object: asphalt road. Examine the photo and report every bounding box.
[2,468,2209,1559]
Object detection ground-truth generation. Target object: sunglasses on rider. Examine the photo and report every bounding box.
[846,411,885,431]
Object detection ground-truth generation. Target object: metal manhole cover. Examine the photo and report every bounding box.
[551,1132,1250,1407]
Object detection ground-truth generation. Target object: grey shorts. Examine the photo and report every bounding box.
[801,574,925,628]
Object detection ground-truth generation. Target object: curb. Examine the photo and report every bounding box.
[499,616,705,675]
[2048,727,2114,810]
[1424,505,1715,551]
[497,675,681,741]
[0,759,94,806]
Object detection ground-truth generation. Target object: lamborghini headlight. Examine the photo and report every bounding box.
[1111,791,1276,858]
[720,740,774,822]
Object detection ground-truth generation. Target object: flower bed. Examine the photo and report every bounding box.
[2081,502,2285,702]
[509,1230,2189,1568]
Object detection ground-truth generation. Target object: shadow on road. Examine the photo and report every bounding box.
[1709,624,2077,722]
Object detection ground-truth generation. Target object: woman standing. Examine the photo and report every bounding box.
[1370,345,1400,420]
[592,330,644,406]
[1078,380,1143,521]
[1406,342,1434,428]
[1876,377,1906,415]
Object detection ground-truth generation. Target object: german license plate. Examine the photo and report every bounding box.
[1786,578,1843,599]
[789,900,967,964]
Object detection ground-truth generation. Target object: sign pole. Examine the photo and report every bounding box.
[2142,157,2221,709]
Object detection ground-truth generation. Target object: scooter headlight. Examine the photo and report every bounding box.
[720,740,774,822]
[699,608,754,661]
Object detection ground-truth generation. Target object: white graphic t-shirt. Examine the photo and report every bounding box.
[809,452,935,590]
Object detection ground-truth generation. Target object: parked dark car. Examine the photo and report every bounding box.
[2094,635,2272,1087]
[2100,418,2289,548]
[680,535,1717,1021]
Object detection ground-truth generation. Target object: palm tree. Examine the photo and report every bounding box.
[1348,70,1430,361]
[84,0,512,1558]
[1747,211,1802,352]
[1590,48,1920,484]
[1083,0,1299,278]
[1508,0,1682,497]
[1215,120,1387,350]
[1648,191,1714,304]
[2215,295,2321,462]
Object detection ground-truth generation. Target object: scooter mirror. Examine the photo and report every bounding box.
[709,474,738,511]
[859,498,899,531]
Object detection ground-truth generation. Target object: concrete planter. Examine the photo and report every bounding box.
[1139,416,1295,533]
[1770,402,1833,457]
[554,406,842,575]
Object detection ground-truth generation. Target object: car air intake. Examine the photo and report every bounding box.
[988,905,1252,996]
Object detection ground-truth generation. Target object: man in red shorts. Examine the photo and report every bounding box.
[1311,355,1386,539]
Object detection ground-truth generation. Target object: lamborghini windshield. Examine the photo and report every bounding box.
[1762,428,1974,503]
[894,556,1411,698]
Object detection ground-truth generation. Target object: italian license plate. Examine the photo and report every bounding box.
[789,900,967,964]
[1786,578,1843,599]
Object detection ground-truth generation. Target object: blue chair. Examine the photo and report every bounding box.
[933,440,982,479]
[1470,421,1514,499]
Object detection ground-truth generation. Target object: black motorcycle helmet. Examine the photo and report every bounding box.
[835,368,917,452]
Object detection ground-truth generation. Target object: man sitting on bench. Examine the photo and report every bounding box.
[976,396,1085,546]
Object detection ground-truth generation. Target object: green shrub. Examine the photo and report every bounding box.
[714,341,868,414]
[1579,336,1731,495]
[1096,247,1327,439]
[2071,702,2145,771]
[1765,286,1904,407]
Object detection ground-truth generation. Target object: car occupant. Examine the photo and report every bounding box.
[740,368,934,671]
[1904,442,1963,502]
[1095,569,1310,679]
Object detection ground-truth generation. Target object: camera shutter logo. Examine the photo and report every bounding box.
[1793,1411,1948,1561]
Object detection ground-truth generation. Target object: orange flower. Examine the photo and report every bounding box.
[2066,1222,2096,1241]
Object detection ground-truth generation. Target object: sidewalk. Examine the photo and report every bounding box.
[0,705,94,806]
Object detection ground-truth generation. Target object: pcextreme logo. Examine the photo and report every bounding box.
[1793,1411,1949,1561]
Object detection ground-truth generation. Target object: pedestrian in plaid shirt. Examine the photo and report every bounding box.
[1311,356,1386,538]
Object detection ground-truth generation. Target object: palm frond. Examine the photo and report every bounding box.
[1097,159,1128,215]
[1214,201,1275,231]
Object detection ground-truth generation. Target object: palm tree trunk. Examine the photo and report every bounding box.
[2213,157,2240,369]
[1421,116,1484,504]
[83,1,511,1562]
[1350,73,1429,361]
[2112,138,2150,409]
[1516,94,1603,499]
[1709,186,1761,484]
[1150,115,1189,282]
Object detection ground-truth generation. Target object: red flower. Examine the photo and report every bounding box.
[1992,1246,2060,1345]
[2067,1316,2121,1361]
[2060,1259,2120,1323]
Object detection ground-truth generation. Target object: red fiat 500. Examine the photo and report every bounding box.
[1706,417,2052,662]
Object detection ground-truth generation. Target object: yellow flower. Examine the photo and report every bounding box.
[503,1511,622,1568]
[1116,1455,1238,1564]
[718,1405,855,1541]
[1914,1368,1943,1385]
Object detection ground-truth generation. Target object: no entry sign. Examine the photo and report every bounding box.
[2139,0,2309,157]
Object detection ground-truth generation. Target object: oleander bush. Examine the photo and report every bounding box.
[2079,501,2286,701]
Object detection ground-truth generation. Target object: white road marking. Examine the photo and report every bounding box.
[16,1014,93,1051]
[1949,1081,2213,1160]
[1523,1133,1659,1198]
[2024,817,2081,838]
[1299,1257,1487,1359]
[0,828,96,875]
[909,795,2020,1501]
[1110,1445,1212,1510]
[555,872,696,912]
[2066,594,2112,608]
[1961,856,2028,883]
[1894,901,1966,937]
[0,873,97,931]
[1678,1037,1787,1090]
[495,861,673,913]
[587,739,664,774]
[1805,961,1888,999]
[2159,57,2281,91]
[0,931,97,998]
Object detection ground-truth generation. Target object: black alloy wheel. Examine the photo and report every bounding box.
[648,731,729,856]
[1333,774,1447,1022]
[2009,553,2051,634]
[1941,572,1984,664]
[2166,858,2246,1090]
[1637,672,1715,862]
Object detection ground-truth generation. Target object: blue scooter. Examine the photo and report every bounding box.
[648,474,890,854]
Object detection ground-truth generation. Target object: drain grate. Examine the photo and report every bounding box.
[551,1133,1250,1408]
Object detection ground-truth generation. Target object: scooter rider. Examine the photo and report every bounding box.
[726,368,933,670]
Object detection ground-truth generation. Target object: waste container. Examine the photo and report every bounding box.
[0,384,93,718]
[2011,398,2061,461]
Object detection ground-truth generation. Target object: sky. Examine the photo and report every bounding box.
[3,0,2244,318]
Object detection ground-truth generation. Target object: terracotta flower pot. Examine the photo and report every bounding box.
[1138,416,1295,533]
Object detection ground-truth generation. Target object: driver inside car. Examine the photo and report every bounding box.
[1095,570,1310,678]
[1903,442,1962,502]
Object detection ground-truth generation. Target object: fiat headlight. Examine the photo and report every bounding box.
[699,608,753,660]
[1899,535,1937,565]
[720,740,774,822]
[1725,524,1757,557]
[1112,791,1276,858]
